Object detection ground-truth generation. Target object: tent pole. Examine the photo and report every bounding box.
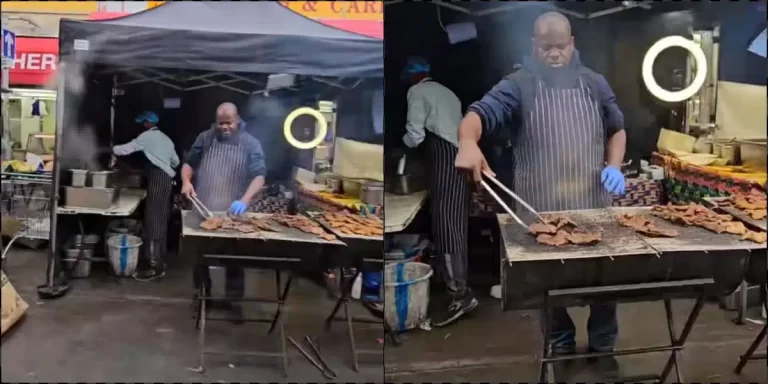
[38,65,69,300]
[110,75,116,147]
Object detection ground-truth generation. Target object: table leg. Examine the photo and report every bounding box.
[196,283,207,374]
[658,294,705,383]
[325,269,361,331]
[538,300,553,383]
[662,299,685,384]
[345,299,360,372]
[734,284,768,375]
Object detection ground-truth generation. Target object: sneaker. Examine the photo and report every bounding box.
[431,294,478,327]
[133,267,166,282]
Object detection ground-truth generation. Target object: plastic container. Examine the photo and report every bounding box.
[384,262,433,332]
[63,246,93,278]
[70,169,89,187]
[106,234,142,277]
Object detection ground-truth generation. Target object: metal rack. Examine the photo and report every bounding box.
[1,172,52,264]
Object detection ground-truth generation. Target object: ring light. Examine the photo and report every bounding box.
[642,36,708,103]
[283,107,328,149]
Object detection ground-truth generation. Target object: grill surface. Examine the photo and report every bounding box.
[499,209,657,263]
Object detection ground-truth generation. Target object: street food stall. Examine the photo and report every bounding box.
[383,1,766,381]
[43,1,383,375]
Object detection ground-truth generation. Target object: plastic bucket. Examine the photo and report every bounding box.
[384,262,432,332]
[106,234,142,277]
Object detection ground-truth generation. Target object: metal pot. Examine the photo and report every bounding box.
[361,181,384,206]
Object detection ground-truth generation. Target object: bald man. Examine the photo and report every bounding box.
[181,102,266,321]
[455,12,626,377]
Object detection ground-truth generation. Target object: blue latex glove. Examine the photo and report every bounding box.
[601,166,626,195]
[229,200,248,216]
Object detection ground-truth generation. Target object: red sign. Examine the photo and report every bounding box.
[9,37,59,87]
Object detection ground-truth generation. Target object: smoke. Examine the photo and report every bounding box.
[49,36,108,171]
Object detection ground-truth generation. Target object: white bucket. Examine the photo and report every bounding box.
[384,261,432,332]
[106,234,142,277]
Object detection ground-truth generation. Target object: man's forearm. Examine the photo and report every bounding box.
[606,130,627,168]
[241,175,265,202]
[181,163,194,184]
[458,112,483,144]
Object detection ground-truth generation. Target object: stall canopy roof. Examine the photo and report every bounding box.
[59,1,382,78]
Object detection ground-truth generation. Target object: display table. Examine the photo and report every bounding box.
[652,152,766,203]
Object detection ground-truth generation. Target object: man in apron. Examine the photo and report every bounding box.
[455,12,627,377]
[400,56,477,327]
[113,111,179,281]
[180,102,266,321]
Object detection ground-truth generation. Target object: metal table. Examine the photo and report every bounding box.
[181,211,345,376]
[309,212,385,371]
[498,207,762,383]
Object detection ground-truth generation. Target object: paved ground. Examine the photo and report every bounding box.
[385,295,767,383]
[3,247,766,383]
[1,248,383,383]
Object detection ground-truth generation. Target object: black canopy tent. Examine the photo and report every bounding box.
[39,2,383,299]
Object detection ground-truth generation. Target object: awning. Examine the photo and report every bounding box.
[9,37,58,87]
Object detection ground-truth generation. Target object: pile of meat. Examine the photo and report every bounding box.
[528,214,601,247]
[320,212,384,237]
[199,214,337,242]
[651,204,766,244]
[718,193,767,220]
[271,214,338,241]
[617,213,679,238]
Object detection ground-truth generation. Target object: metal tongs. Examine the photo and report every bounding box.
[189,194,213,219]
[480,170,543,229]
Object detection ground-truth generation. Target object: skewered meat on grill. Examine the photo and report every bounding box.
[617,213,679,238]
[528,215,600,246]
[651,203,766,243]
[272,214,337,240]
[252,218,281,232]
[321,212,384,237]
[742,230,767,244]
[200,216,224,230]
[717,194,767,220]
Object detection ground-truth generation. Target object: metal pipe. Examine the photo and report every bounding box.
[43,65,66,291]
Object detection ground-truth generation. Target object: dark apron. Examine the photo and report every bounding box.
[425,131,470,297]
[512,76,610,217]
[193,135,250,297]
[143,164,173,268]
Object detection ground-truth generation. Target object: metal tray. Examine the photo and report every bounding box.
[704,196,767,232]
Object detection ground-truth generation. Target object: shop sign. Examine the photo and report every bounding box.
[279,1,383,39]
[9,37,58,86]
[279,1,383,21]
[0,1,99,14]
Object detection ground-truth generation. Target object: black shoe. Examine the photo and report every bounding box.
[133,266,166,282]
[431,293,478,327]
[586,347,620,379]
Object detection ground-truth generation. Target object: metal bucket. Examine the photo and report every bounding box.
[63,247,93,278]
[384,262,433,332]
[106,234,142,277]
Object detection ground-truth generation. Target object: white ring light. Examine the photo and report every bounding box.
[642,36,708,103]
[283,107,328,150]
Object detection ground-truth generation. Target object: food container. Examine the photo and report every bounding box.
[721,145,740,165]
[342,178,364,199]
[70,169,89,187]
[64,187,118,210]
[63,246,94,278]
[90,170,115,189]
[361,181,384,206]
[325,176,342,194]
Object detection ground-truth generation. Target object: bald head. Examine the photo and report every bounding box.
[532,12,575,68]
[216,102,240,138]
